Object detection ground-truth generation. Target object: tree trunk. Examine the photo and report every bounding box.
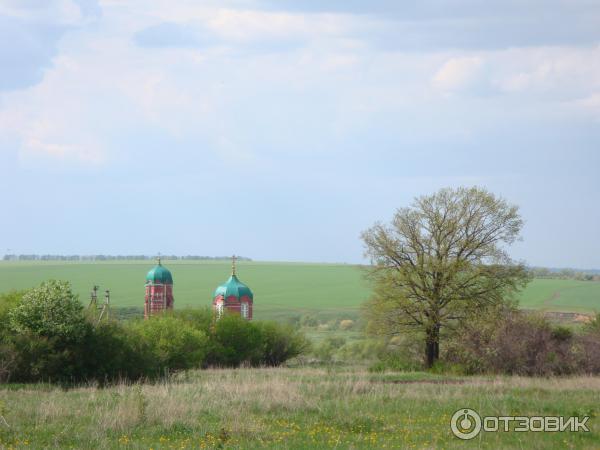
[425,324,440,368]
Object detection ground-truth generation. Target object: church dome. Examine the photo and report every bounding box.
[146,259,173,284]
[213,274,253,300]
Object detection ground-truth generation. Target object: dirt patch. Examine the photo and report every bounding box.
[544,311,593,323]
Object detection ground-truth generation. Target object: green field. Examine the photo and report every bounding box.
[0,261,599,317]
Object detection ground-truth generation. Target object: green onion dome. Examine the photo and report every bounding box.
[145,259,173,284]
[213,274,253,300]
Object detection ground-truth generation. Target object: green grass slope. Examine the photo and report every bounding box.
[517,278,600,313]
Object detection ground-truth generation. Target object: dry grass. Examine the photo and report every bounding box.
[1,367,600,449]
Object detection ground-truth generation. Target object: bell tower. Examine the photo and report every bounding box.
[144,257,174,318]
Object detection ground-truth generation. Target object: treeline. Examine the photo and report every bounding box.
[529,267,600,281]
[2,255,252,262]
[0,281,307,384]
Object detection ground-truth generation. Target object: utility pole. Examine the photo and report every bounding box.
[98,289,111,323]
[89,285,99,309]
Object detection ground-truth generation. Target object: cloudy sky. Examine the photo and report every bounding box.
[1,0,599,268]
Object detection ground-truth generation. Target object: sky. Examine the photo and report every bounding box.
[0,0,599,268]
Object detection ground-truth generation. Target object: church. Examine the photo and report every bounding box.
[143,256,254,320]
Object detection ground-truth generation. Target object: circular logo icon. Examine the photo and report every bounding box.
[451,408,482,440]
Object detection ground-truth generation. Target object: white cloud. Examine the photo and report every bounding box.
[0,0,86,25]
[2,1,600,168]
[130,5,366,54]
[432,56,485,92]
[204,9,354,43]
[573,92,600,122]
[492,46,600,97]
[0,54,111,165]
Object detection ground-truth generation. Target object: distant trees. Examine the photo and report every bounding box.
[2,254,252,262]
[528,267,600,281]
[362,186,530,368]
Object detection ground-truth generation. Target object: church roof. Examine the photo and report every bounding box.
[213,256,253,300]
[214,274,253,300]
[146,259,173,284]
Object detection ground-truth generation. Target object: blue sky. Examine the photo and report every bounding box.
[0,0,599,268]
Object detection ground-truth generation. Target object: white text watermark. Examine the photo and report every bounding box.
[450,408,590,440]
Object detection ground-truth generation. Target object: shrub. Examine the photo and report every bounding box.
[337,338,385,362]
[8,332,81,382]
[576,332,600,373]
[368,334,424,372]
[0,280,309,381]
[2,281,93,382]
[81,321,154,381]
[172,307,213,334]
[445,310,591,376]
[0,290,25,334]
[339,319,355,331]
[8,280,86,342]
[131,315,209,374]
[312,336,347,362]
[285,315,301,329]
[0,339,17,383]
[207,314,262,367]
[584,313,600,334]
[312,341,334,362]
[300,314,319,328]
[0,291,25,381]
[253,321,309,366]
[201,314,310,368]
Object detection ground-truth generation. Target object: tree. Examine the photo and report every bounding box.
[8,280,87,342]
[6,280,90,381]
[361,186,530,367]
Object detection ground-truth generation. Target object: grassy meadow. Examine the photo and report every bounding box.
[1,367,599,449]
[0,260,599,318]
[2,263,600,449]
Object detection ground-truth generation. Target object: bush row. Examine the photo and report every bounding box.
[369,307,600,376]
[0,281,309,383]
[445,308,600,376]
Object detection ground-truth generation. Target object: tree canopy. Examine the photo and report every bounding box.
[8,280,86,342]
[361,186,530,367]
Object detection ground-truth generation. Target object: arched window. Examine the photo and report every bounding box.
[241,302,249,319]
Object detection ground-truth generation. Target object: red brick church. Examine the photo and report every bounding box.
[143,256,253,320]
[144,258,174,318]
[212,256,254,320]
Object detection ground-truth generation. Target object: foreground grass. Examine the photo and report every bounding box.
[1,367,599,449]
